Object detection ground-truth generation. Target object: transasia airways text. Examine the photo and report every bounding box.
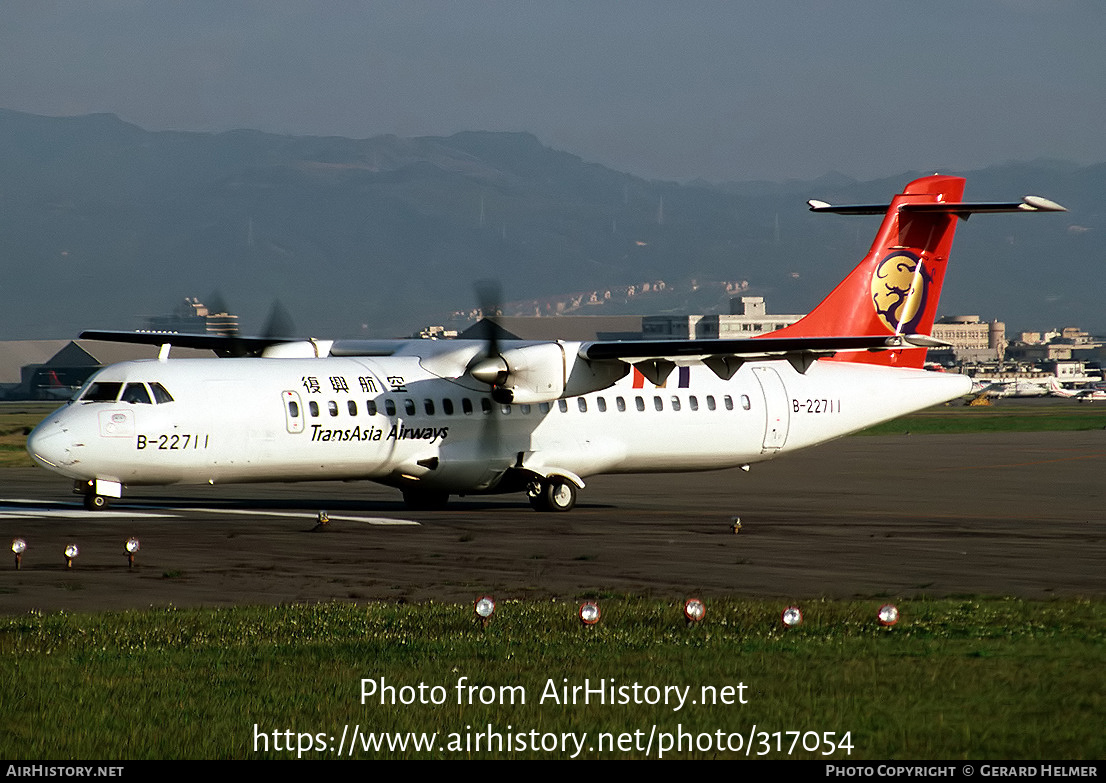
[309,424,449,443]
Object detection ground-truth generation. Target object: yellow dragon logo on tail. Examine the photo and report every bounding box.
[870,251,932,334]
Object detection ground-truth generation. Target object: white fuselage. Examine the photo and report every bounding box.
[27,351,971,496]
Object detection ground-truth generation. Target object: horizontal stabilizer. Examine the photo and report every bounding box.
[808,195,1066,218]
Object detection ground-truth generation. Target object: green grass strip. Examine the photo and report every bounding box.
[1,598,1102,759]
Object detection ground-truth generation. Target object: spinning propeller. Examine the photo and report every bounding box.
[203,292,297,356]
[468,280,514,403]
[467,279,511,456]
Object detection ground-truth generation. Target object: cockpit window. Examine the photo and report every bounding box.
[121,383,152,404]
[79,380,174,404]
[83,382,123,402]
[150,382,174,404]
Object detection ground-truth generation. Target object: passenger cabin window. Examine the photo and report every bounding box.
[347,400,358,416]
[741,394,751,411]
[577,398,588,413]
[424,399,435,415]
[442,399,454,415]
[616,396,626,412]
[670,395,681,412]
[309,401,320,417]
[366,400,378,416]
[462,398,473,415]
[635,396,645,412]
[384,399,396,416]
[328,400,339,417]
[596,397,607,412]
[558,400,568,413]
[288,400,300,418]
[405,399,416,416]
[706,395,716,411]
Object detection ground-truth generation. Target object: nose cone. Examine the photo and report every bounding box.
[27,416,79,475]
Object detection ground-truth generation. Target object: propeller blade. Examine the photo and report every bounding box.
[262,300,297,340]
[474,278,503,358]
[471,279,507,457]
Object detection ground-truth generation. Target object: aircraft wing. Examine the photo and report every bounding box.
[582,334,948,381]
[79,330,412,359]
[582,334,942,361]
[79,330,291,357]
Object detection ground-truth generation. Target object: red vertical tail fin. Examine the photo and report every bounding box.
[768,175,966,368]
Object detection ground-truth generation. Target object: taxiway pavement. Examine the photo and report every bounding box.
[1,430,1103,613]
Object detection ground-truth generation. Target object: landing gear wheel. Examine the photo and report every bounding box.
[84,493,110,511]
[401,489,450,510]
[545,479,576,512]
[529,477,577,512]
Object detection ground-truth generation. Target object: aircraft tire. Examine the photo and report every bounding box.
[541,478,577,513]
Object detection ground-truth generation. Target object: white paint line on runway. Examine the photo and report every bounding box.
[174,507,422,526]
[0,502,173,520]
[0,499,420,526]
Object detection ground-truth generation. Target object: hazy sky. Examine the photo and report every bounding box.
[1,1,1103,182]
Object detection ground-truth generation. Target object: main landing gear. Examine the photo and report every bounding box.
[527,477,577,512]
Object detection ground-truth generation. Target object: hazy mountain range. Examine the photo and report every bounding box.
[1,108,1100,340]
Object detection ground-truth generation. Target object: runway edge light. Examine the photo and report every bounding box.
[781,606,803,629]
[125,538,140,568]
[579,601,601,627]
[12,538,26,570]
[474,596,495,627]
[64,543,79,569]
[684,598,706,624]
[877,604,900,627]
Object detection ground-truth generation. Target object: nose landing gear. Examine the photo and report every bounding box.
[83,493,111,511]
[74,479,121,512]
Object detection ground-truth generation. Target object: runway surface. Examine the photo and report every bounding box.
[1,430,1103,613]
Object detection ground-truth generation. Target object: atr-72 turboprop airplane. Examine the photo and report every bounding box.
[27,176,1064,512]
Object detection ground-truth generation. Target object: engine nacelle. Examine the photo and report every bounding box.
[470,342,629,404]
[489,343,568,404]
[563,346,630,398]
[261,339,334,358]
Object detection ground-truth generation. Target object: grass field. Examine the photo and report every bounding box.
[859,401,1106,435]
[1,598,1102,760]
[0,403,57,467]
